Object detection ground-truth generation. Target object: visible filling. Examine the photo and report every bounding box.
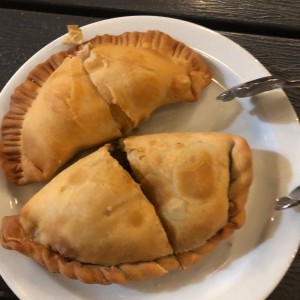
[108,142,179,255]
[227,142,235,216]
[108,142,138,183]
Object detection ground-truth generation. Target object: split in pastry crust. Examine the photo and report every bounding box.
[1,132,252,284]
[0,30,212,185]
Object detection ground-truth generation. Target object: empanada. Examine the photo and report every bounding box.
[1,132,252,284]
[0,30,211,185]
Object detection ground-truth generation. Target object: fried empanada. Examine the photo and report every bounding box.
[0,30,211,185]
[1,132,252,284]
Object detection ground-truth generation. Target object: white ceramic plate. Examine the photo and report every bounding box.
[0,16,299,300]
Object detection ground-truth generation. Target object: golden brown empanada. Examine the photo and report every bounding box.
[1,132,252,284]
[0,30,211,185]
[122,132,250,253]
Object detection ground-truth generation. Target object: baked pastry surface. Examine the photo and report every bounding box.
[0,30,211,185]
[1,132,252,284]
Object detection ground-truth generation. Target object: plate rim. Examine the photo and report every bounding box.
[0,15,299,300]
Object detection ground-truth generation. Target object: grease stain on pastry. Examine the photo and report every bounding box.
[175,155,215,200]
[127,209,144,228]
[67,169,87,185]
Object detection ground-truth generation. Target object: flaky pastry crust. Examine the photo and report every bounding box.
[0,30,212,185]
[1,132,252,284]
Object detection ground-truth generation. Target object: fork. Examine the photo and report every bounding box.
[275,196,300,210]
[217,76,300,102]
[275,186,300,210]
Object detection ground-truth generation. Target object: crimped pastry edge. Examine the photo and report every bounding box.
[0,132,252,284]
[0,209,245,284]
[0,30,212,185]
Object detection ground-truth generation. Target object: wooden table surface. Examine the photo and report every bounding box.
[0,1,299,299]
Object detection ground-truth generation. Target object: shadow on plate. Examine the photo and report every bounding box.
[137,79,244,135]
[249,91,298,124]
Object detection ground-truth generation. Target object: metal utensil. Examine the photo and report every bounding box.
[217,76,300,102]
[275,196,300,210]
